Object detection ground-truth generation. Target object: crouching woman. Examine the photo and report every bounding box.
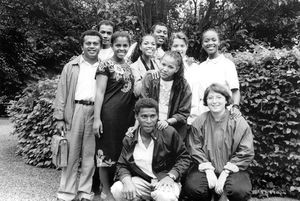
[183,83,254,201]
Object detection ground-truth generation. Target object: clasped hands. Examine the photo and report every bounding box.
[121,176,175,200]
[205,169,229,195]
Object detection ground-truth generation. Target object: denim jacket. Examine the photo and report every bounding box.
[115,126,191,183]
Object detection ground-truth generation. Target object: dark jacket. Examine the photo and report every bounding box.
[115,126,191,183]
[141,73,192,139]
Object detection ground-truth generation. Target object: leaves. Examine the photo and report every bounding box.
[7,77,59,168]
[231,46,300,199]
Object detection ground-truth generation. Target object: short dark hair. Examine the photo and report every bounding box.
[111,31,131,46]
[80,30,102,46]
[202,28,221,42]
[98,20,114,31]
[150,22,168,33]
[134,98,158,115]
[203,83,232,107]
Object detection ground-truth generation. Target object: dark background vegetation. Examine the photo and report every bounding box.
[1,0,300,199]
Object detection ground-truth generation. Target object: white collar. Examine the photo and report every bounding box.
[79,55,99,66]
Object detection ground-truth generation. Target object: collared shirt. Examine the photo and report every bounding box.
[133,129,156,178]
[158,79,173,120]
[116,126,191,183]
[195,54,239,117]
[199,54,239,93]
[75,55,99,101]
[184,58,202,125]
[98,47,114,61]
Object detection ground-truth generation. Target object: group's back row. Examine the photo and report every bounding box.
[53,20,253,201]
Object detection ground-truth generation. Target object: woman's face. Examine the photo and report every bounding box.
[171,38,188,57]
[159,55,179,81]
[207,90,227,114]
[112,36,130,60]
[202,30,220,56]
[140,35,156,57]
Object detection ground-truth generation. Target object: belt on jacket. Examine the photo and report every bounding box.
[75,100,94,105]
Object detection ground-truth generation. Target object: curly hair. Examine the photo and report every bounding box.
[134,98,158,115]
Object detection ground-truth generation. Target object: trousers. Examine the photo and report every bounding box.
[57,104,95,201]
[182,164,252,201]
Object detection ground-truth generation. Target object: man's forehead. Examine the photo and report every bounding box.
[99,24,113,31]
[139,107,157,114]
[154,25,168,31]
[84,35,101,41]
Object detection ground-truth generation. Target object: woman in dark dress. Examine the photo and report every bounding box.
[93,31,135,201]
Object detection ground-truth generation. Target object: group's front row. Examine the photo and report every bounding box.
[109,84,254,201]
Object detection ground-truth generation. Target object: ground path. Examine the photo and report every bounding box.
[0,118,60,201]
[0,118,297,201]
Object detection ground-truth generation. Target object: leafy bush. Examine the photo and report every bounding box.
[225,45,300,198]
[8,77,59,167]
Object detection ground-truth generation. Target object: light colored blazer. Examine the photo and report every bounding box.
[130,57,160,97]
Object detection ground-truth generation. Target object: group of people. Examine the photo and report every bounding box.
[53,20,255,201]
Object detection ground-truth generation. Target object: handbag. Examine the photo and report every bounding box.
[51,131,69,168]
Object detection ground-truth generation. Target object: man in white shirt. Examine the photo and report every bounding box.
[110,98,190,201]
[98,20,114,60]
[53,30,101,201]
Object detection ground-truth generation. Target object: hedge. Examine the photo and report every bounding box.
[8,77,59,167]
[8,46,300,198]
[226,46,300,198]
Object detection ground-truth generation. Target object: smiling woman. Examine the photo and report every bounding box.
[193,28,241,121]
[130,34,160,97]
[93,31,136,200]
[182,83,254,201]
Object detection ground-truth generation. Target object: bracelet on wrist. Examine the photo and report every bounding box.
[232,104,240,110]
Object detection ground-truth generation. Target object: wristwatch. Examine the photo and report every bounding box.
[167,172,176,181]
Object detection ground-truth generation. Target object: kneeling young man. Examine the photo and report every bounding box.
[111,98,191,201]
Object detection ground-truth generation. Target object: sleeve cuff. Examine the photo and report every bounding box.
[168,170,179,180]
[198,162,215,172]
[224,162,239,173]
[119,173,132,182]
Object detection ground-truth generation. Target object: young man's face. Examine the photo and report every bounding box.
[152,25,168,46]
[99,24,113,47]
[135,107,158,134]
[81,35,101,60]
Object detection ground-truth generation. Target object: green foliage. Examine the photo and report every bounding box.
[7,77,59,167]
[225,45,300,199]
